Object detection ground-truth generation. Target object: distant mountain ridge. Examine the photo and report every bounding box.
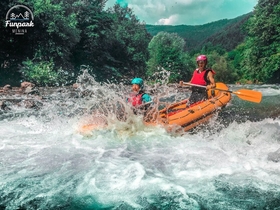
[145,12,253,52]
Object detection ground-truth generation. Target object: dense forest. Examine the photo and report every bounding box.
[0,0,279,86]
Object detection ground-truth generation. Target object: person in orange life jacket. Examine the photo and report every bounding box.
[180,55,216,105]
[128,78,152,107]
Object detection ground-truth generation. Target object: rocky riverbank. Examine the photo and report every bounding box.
[0,82,81,111]
[0,80,184,111]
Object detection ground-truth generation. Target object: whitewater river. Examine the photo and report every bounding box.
[0,76,280,209]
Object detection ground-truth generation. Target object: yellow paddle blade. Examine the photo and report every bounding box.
[233,89,262,103]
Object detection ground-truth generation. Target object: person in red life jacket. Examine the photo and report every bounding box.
[128,78,152,107]
[180,55,216,105]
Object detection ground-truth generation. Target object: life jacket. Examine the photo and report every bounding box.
[128,93,143,107]
[191,68,215,86]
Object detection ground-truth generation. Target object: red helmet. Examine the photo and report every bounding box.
[196,55,207,64]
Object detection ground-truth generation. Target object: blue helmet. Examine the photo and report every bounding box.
[131,78,144,89]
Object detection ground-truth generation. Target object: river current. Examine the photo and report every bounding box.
[0,74,280,209]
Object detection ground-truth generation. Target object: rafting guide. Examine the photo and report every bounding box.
[179,55,216,106]
[5,4,34,35]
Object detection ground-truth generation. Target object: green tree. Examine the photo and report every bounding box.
[209,52,238,83]
[71,0,114,80]
[147,32,191,82]
[21,59,59,86]
[240,0,280,83]
[105,4,151,80]
[26,0,81,68]
[73,2,151,82]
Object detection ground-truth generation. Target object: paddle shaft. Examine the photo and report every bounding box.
[183,82,247,94]
[183,82,207,88]
[183,82,262,103]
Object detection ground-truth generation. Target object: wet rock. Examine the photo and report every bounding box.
[21,100,36,109]
[24,86,33,94]
[267,148,280,162]
[0,100,10,110]
[0,85,9,93]
[0,100,6,109]
[0,85,84,111]
[21,81,35,89]
[20,81,35,93]
[18,82,40,95]
[3,84,12,91]
[270,109,280,119]
[72,83,79,89]
[24,86,39,95]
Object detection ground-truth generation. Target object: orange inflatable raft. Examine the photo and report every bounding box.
[153,82,232,132]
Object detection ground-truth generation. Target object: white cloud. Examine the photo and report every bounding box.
[156,15,179,25]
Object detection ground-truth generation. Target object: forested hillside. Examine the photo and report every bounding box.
[146,13,252,52]
[197,13,252,51]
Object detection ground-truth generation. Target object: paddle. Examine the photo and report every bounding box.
[183,82,262,103]
[135,101,153,108]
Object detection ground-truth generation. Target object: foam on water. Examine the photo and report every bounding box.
[1,114,279,209]
[1,74,280,209]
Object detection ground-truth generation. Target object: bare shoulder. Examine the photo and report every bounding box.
[207,71,214,77]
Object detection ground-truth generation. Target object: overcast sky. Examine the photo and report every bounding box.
[105,0,258,25]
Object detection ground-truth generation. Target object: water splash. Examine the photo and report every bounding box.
[0,72,280,209]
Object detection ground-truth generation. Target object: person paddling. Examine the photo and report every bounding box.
[180,55,216,105]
